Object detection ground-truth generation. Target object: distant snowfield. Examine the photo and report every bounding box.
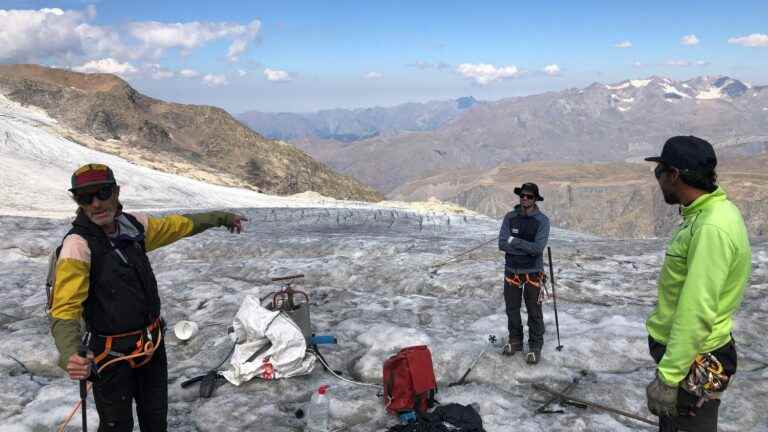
[1,94,767,432]
[0,94,470,219]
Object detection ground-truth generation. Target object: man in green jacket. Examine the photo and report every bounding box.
[644,136,751,432]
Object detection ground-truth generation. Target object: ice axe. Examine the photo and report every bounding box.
[547,247,563,351]
[448,335,497,387]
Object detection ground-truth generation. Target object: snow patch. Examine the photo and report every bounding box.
[696,87,723,100]
[630,79,651,88]
[661,84,690,99]
[611,95,634,103]
[606,82,630,90]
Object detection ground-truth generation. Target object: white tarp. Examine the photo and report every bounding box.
[222,295,315,385]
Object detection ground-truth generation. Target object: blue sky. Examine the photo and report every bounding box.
[1,0,767,112]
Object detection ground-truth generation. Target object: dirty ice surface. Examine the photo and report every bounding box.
[1,208,767,431]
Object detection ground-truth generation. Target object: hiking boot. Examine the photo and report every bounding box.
[502,339,523,356]
[525,350,541,365]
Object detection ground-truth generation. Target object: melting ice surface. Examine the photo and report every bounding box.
[1,92,767,431]
[1,209,767,431]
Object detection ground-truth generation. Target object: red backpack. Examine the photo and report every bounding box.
[383,345,438,414]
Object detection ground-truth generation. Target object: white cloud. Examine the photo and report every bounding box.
[264,68,291,82]
[665,59,691,67]
[237,69,247,77]
[364,72,383,79]
[695,60,710,66]
[227,20,260,62]
[179,68,200,78]
[128,18,261,61]
[406,60,451,70]
[227,39,248,62]
[727,33,768,47]
[73,58,137,75]
[145,63,174,79]
[543,64,560,76]
[614,41,632,48]
[456,63,521,85]
[202,74,228,86]
[681,34,699,46]
[0,7,261,66]
[0,7,121,62]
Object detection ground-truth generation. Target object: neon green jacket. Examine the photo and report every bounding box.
[646,187,751,385]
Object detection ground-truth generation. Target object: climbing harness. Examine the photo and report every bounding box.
[92,317,163,368]
[57,324,164,432]
[505,272,549,304]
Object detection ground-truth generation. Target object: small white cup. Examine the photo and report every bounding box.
[174,320,199,341]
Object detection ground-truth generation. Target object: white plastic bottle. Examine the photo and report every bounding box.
[306,384,330,432]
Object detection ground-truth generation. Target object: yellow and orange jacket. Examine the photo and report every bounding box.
[51,210,237,369]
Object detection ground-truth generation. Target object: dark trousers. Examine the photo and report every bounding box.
[648,337,737,432]
[503,272,545,350]
[92,341,168,432]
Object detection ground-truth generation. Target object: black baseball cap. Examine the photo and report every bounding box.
[645,136,717,172]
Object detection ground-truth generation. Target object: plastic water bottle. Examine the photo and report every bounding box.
[306,384,330,432]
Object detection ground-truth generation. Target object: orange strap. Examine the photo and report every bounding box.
[93,318,162,368]
[505,274,522,286]
[505,272,544,288]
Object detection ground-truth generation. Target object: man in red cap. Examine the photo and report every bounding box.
[644,136,751,432]
[498,182,550,364]
[50,163,247,431]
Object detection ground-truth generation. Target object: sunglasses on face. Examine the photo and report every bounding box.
[520,193,536,200]
[74,185,115,205]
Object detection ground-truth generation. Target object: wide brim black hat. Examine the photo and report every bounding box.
[513,183,543,201]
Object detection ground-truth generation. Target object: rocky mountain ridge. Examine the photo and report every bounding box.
[0,64,382,201]
[250,75,768,194]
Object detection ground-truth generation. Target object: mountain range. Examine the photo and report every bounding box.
[240,75,768,238]
[238,96,479,142]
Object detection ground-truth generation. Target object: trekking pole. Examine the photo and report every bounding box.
[547,246,563,351]
[78,346,88,432]
[449,335,497,387]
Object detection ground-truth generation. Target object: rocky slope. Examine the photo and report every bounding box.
[0,64,382,201]
[391,156,768,238]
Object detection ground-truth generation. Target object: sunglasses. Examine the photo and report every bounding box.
[74,185,115,205]
[520,193,536,200]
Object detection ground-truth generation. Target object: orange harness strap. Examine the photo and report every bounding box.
[506,272,549,303]
[505,272,544,287]
[93,318,162,368]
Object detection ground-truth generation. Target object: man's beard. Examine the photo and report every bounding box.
[662,190,680,205]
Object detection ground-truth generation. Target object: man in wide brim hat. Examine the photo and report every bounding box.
[498,182,550,364]
[513,182,544,202]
